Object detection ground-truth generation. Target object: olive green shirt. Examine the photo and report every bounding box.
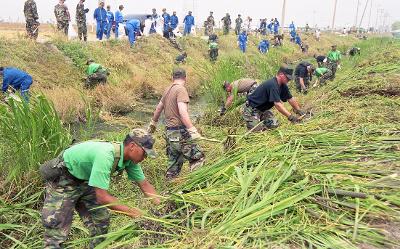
[63,141,145,190]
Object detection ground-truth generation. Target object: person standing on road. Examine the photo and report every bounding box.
[327,45,342,79]
[183,11,195,36]
[76,0,89,41]
[94,1,107,40]
[205,11,215,36]
[24,0,40,40]
[221,78,259,115]
[105,5,114,39]
[148,68,205,180]
[114,5,124,38]
[242,67,305,131]
[40,129,160,249]
[170,11,179,31]
[54,0,71,35]
[221,13,232,35]
[235,14,243,35]
[0,67,33,101]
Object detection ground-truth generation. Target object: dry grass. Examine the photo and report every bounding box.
[0,25,358,123]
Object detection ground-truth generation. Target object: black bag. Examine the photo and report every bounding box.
[39,156,64,182]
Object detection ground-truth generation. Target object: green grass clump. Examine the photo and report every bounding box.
[0,94,71,184]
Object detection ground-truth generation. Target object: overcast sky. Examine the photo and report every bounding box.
[1,0,399,28]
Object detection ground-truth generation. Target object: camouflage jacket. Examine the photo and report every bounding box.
[221,16,231,26]
[54,3,70,22]
[76,3,88,23]
[24,0,39,21]
[206,16,215,26]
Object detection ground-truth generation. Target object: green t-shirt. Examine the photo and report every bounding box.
[87,63,101,76]
[315,67,328,77]
[209,42,218,49]
[63,141,145,190]
[327,50,341,62]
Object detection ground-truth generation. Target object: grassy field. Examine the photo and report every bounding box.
[1,25,399,248]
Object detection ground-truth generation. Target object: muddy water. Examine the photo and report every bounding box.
[73,96,210,140]
[128,97,209,125]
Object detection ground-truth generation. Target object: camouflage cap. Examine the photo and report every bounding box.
[128,128,157,158]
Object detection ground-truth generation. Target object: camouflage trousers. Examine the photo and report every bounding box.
[205,25,213,36]
[164,128,205,178]
[169,37,183,51]
[85,72,108,89]
[77,22,87,41]
[235,26,241,35]
[57,21,69,35]
[242,103,279,131]
[42,166,109,249]
[319,69,333,85]
[327,61,338,79]
[26,20,39,40]
[223,26,230,35]
[209,48,218,61]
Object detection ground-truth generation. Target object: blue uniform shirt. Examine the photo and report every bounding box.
[126,19,140,30]
[238,33,248,43]
[170,15,179,29]
[106,11,114,23]
[115,11,124,24]
[94,7,107,22]
[184,15,194,26]
[162,13,170,30]
[2,67,33,92]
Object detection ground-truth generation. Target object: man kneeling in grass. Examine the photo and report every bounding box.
[40,129,160,249]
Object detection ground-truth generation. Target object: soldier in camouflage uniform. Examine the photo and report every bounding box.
[40,129,160,248]
[235,14,243,35]
[54,0,71,35]
[205,12,215,36]
[148,68,205,179]
[76,0,89,41]
[221,13,232,35]
[24,0,40,40]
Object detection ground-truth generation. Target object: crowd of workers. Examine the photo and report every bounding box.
[0,1,366,248]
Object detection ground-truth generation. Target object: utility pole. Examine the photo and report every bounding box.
[280,0,287,33]
[331,0,338,32]
[367,0,372,29]
[359,0,369,30]
[355,0,360,27]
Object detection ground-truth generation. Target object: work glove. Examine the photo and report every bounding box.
[288,114,301,123]
[220,107,227,116]
[147,120,157,134]
[188,126,202,140]
[294,109,306,116]
[337,64,341,70]
[84,8,89,13]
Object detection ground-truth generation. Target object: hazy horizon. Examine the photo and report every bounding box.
[1,0,399,29]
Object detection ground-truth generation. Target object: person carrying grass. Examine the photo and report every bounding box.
[147,68,205,180]
[242,67,305,131]
[40,129,160,249]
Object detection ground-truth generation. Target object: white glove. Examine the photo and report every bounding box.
[337,64,341,70]
[188,127,202,140]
